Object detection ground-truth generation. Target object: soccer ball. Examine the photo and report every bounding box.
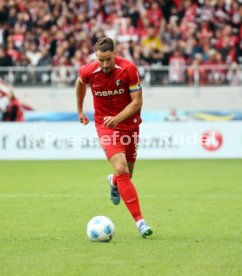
[87,216,115,242]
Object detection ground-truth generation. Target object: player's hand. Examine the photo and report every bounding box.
[103,116,118,128]
[79,112,89,125]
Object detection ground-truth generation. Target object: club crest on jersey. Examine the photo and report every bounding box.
[116,79,122,86]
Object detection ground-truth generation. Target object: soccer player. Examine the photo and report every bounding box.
[75,37,152,238]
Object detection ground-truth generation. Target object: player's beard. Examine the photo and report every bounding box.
[101,67,112,74]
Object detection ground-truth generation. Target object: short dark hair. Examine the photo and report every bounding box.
[94,37,114,52]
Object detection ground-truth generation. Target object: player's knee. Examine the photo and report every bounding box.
[115,164,129,175]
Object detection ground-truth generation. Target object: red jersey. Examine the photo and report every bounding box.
[79,56,142,130]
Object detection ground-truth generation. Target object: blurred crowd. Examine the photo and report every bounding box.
[0,0,241,85]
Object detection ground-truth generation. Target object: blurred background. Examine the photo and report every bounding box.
[0,0,242,159]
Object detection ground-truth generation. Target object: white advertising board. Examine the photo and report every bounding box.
[0,122,241,160]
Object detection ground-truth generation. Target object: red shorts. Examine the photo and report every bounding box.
[96,126,139,163]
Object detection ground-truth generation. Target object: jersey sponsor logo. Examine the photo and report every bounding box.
[94,89,124,96]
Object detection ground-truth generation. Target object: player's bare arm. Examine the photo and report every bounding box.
[75,77,90,125]
[104,91,142,128]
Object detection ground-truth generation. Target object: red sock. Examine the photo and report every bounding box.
[112,174,117,186]
[116,173,143,221]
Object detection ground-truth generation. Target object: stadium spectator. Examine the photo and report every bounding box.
[141,26,163,58]
[6,40,21,64]
[204,49,217,84]
[0,47,13,67]
[0,47,13,79]
[37,48,53,84]
[117,17,139,43]
[226,61,242,86]
[213,51,227,84]
[188,53,207,85]
[168,48,186,84]
[37,48,53,67]
[26,43,42,66]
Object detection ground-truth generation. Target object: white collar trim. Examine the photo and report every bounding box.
[93,64,122,73]
[115,64,122,69]
[93,67,101,73]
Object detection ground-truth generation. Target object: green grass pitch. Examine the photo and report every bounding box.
[0,159,242,276]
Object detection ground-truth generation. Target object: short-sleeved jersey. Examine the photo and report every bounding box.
[79,56,142,130]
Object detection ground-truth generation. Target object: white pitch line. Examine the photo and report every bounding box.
[0,194,106,198]
[0,193,241,198]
